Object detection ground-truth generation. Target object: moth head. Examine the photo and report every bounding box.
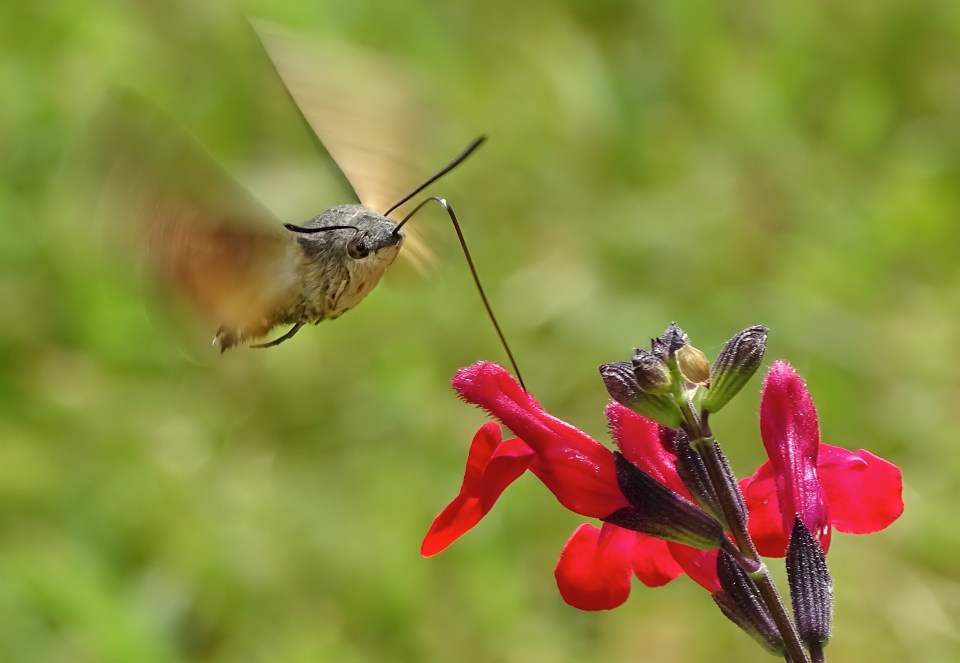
[286,204,404,271]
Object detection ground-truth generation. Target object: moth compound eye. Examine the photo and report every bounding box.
[347,236,370,259]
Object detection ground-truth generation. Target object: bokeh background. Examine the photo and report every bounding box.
[3,0,958,661]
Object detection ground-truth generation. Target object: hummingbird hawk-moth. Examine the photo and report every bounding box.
[98,22,524,385]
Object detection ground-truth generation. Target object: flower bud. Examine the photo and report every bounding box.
[600,362,683,429]
[713,551,785,655]
[603,452,725,550]
[786,516,833,650]
[631,350,672,394]
[702,325,768,414]
[673,432,724,524]
[677,344,710,385]
[652,322,688,360]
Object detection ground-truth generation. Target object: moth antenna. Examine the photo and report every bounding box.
[284,223,358,234]
[395,196,525,391]
[383,136,486,217]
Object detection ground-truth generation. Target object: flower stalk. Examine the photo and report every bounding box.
[613,325,812,660]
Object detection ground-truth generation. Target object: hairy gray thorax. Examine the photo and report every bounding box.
[292,204,404,323]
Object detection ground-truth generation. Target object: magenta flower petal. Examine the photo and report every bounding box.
[605,402,687,495]
[453,362,627,518]
[759,361,830,544]
[555,523,683,610]
[816,443,904,534]
[421,422,534,557]
[741,442,904,556]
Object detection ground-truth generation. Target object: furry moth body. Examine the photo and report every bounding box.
[204,205,404,351]
[138,143,479,352]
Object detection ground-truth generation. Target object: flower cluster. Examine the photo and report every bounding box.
[423,324,903,661]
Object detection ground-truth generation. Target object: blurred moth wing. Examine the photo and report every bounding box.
[252,20,437,269]
[98,101,296,347]
[98,25,468,352]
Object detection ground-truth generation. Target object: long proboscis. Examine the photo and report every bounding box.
[383,136,486,217]
[394,196,526,391]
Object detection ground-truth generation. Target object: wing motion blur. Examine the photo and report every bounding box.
[252,20,436,266]
[96,98,296,347]
[95,23,446,350]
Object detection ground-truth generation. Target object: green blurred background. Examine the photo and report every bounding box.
[2,0,958,661]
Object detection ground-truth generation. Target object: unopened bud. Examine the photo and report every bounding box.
[702,325,768,413]
[677,344,710,385]
[713,552,785,655]
[652,322,689,360]
[673,432,724,524]
[631,350,672,394]
[600,362,683,429]
[603,452,725,550]
[786,516,833,649]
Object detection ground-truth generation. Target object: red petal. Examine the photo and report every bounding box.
[817,443,904,534]
[740,441,903,556]
[421,423,534,557]
[453,362,627,518]
[759,361,830,543]
[555,524,633,610]
[667,543,721,592]
[624,528,684,587]
[552,524,624,610]
[739,463,792,557]
[605,402,687,496]
[554,523,684,611]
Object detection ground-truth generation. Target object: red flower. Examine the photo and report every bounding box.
[741,360,904,557]
[423,361,903,610]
